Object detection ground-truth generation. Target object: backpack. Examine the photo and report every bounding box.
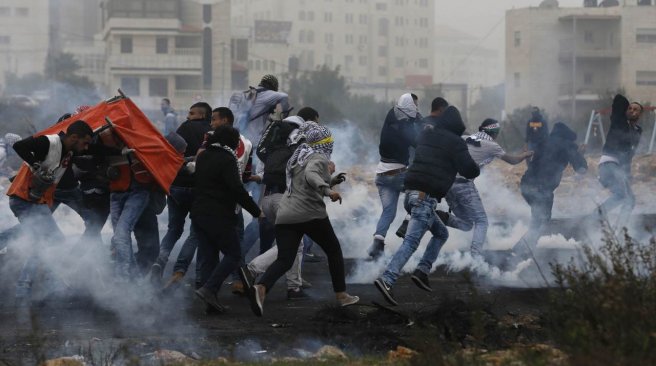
[257,121,302,188]
[229,86,268,133]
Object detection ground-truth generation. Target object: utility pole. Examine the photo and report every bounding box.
[571,17,578,122]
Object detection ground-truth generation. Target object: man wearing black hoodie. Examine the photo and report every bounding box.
[150,102,212,281]
[375,106,480,306]
[513,122,587,261]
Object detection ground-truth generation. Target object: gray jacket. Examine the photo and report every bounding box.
[275,154,335,225]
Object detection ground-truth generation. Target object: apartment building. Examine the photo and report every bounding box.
[505,1,656,120]
[0,0,50,92]
[232,0,435,101]
[101,0,231,109]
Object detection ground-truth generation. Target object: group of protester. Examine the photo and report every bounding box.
[369,93,644,306]
[1,69,646,311]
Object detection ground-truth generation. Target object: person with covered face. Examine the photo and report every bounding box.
[367,93,423,260]
[594,95,644,229]
[247,122,359,317]
[7,120,93,302]
[439,119,533,259]
[525,107,549,154]
[513,122,587,263]
[374,106,480,306]
[192,124,263,313]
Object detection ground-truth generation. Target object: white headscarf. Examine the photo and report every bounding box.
[393,93,419,121]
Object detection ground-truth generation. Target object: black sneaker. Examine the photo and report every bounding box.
[367,239,385,260]
[395,219,409,238]
[238,266,255,292]
[287,288,310,300]
[195,287,226,314]
[248,284,265,317]
[304,251,324,263]
[436,210,449,224]
[374,278,398,306]
[411,269,433,292]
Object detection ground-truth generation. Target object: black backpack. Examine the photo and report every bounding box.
[257,121,302,188]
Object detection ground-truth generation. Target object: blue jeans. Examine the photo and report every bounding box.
[133,192,161,274]
[515,182,554,256]
[382,191,448,286]
[373,172,406,239]
[156,186,194,267]
[110,187,150,279]
[598,162,635,228]
[10,196,65,296]
[444,180,488,255]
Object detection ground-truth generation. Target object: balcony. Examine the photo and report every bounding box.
[559,39,620,61]
[108,52,201,71]
[557,84,601,103]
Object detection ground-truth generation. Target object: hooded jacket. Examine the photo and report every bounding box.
[404,106,480,199]
[602,94,642,171]
[379,93,421,166]
[257,115,306,190]
[521,122,587,192]
[171,117,212,187]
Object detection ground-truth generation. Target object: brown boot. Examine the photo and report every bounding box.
[162,271,185,291]
[231,280,245,295]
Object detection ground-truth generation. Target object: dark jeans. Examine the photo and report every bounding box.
[516,182,554,256]
[598,161,635,228]
[80,192,110,242]
[258,217,346,293]
[133,194,161,274]
[193,214,241,293]
[157,186,194,267]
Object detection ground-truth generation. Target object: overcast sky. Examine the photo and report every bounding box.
[436,0,582,49]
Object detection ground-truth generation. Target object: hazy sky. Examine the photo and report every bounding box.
[436,0,582,49]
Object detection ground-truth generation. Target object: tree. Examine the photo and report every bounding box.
[45,52,96,91]
[468,84,505,131]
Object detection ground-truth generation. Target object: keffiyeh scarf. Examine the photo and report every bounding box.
[286,122,334,194]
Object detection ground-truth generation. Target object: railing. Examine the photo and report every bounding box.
[108,53,201,70]
[559,39,621,60]
[173,47,201,56]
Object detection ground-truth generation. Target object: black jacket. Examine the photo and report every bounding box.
[378,108,419,166]
[521,122,587,192]
[191,145,261,220]
[404,107,480,200]
[172,118,212,187]
[602,94,642,171]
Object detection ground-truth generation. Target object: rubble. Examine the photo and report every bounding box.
[313,345,348,360]
[40,356,86,366]
[387,346,418,361]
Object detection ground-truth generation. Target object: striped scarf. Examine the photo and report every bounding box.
[286,122,334,194]
[209,142,242,175]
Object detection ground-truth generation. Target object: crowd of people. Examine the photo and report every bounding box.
[0,71,647,313]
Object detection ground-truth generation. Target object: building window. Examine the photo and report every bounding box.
[514,72,521,88]
[584,31,594,44]
[307,30,315,43]
[359,14,367,25]
[378,18,389,36]
[307,11,315,21]
[324,55,333,67]
[149,78,168,97]
[345,55,353,71]
[121,77,140,96]
[359,35,367,44]
[584,72,593,85]
[231,38,248,61]
[299,30,306,43]
[345,13,353,24]
[15,7,29,17]
[636,71,656,86]
[378,66,387,76]
[359,55,367,66]
[636,28,656,43]
[418,58,428,68]
[324,33,334,44]
[376,3,387,10]
[324,12,333,22]
[0,7,9,17]
[156,37,168,54]
[514,31,521,47]
[378,45,387,57]
[345,34,354,44]
[120,37,133,53]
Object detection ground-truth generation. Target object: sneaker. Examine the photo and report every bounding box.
[195,287,226,314]
[238,266,255,292]
[304,251,324,263]
[149,263,162,285]
[411,269,433,292]
[248,284,265,317]
[367,239,385,260]
[436,210,449,224]
[337,293,360,307]
[231,280,245,295]
[374,278,398,306]
[162,271,185,292]
[287,288,310,300]
[395,219,409,238]
[301,279,312,289]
